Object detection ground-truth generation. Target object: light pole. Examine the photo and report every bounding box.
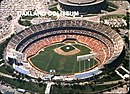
[84,60,85,72]
[88,58,90,69]
[79,61,81,72]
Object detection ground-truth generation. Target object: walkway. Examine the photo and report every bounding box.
[45,82,54,94]
[120,66,130,74]
[0,72,14,79]
[94,80,124,86]
[0,63,4,67]
[115,70,125,79]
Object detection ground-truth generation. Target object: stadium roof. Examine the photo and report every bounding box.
[75,68,101,79]
[67,0,96,4]
[59,0,104,6]
[13,64,29,75]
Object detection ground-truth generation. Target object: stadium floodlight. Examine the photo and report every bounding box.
[77,53,96,61]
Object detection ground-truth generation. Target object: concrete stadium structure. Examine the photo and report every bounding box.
[58,0,108,14]
[4,20,124,80]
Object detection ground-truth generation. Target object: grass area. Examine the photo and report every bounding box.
[0,76,46,94]
[0,40,10,58]
[106,6,116,12]
[48,5,58,11]
[97,72,121,83]
[0,75,119,94]
[18,19,32,26]
[123,14,130,29]
[51,85,92,93]
[91,83,119,92]
[104,2,118,12]
[67,14,97,17]
[50,16,57,20]
[18,15,38,26]
[117,68,126,75]
[60,45,75,52]
[107,2,118,9]
[21,16,38,20]
[0,60,3,64]
[0,38,11,64]
[51,83,119,93]
[82,14,97,17]
[48,3,59,11]
[100,14,125,21]
[0,38,14,74]
[123,59,129,71]
[30,43,98,74]
[0,65,14,75]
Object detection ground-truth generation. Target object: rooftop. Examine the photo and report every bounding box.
[59,0,103,6]
[67,0,96,4]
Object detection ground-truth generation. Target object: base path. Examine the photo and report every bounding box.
[54,47,80,55]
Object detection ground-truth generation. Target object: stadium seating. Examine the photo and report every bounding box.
[5,20,124,79]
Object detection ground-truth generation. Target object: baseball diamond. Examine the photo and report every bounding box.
[28,42,98,75]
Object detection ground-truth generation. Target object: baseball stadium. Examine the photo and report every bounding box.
[0,0,129,93]
[4,20,124,80]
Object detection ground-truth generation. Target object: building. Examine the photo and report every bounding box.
[58,0,108,14]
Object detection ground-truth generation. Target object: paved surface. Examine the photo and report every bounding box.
[103,84,128,94]
[0,84,18,94]
[95,80,124,86]
[0,72,14,79]
[45,82,54,94]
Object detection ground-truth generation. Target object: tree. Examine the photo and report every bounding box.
[37,77,42,82]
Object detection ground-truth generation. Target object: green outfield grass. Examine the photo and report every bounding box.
[30,43,98,74]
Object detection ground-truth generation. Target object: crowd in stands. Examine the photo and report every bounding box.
[23,34,108,64]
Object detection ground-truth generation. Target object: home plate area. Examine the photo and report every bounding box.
[54,43,80,55]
